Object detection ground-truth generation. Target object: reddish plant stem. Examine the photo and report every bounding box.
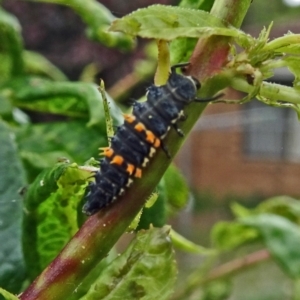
[173,249,270,300]
[205,249,270,283]
[188,0,252,81]
[188,36,230,81]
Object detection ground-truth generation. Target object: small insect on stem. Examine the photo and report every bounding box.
[82,63,223,215]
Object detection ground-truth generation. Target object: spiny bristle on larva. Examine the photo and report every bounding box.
[126,163,135,175]
[126,178,134,187]
[110,155,124,165]
[149,147,156,157]
[99,147,114,157]
[134,168,142,178]
[118,188,125,196]
[134,122,146,132]
[142,157,149,167]
[154,138,161,148]
[145,130,155,144]
[123,114,136,123]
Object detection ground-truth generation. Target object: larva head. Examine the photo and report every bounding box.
[167,72,200,103]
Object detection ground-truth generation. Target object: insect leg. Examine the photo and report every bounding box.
[171,62,190,73]
[173,123,185,137]
[160,141,171,158]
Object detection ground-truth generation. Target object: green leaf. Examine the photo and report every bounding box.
[254,195,300,223]
[3,77,91,117]
[99,81,115,143]
[164,164,189,210]
[29,0,134,50]
[22,163,90,279]
[275,44,300,55]
[137,181,167,230]
[211,221,259,251]
[179,0,214,11]
[80,226,177,300]
[0,287,19,300]
[23,51,67,81]
[145,192,159,208]
[3,77,122,128]
[0,93,13,120]
[201,280,232,300]
[67,249,118,300]
[170,37,198,64]
[15,121,107,182]
[283,56,300,89]
[0,8,24,79]
[263,33,300,54]
[230,202,252,218]
[241,213,300,278]
[109,5,245,41]
[170,229,215,254]
[21,150,73,171]
[170,0,215,63]
[0,120,26,292]
[232,196,300,224]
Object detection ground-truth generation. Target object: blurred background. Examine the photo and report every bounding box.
[4,0,300,232]
[3,0,300,299]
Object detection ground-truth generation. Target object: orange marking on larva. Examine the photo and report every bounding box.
[126,163,135,175]
[154,138,161,148]
[134,122,146,132]
[100,147,114,157]
[110,155,124,166]
[134,168,142,178]
[145,130,155,144]
[99,146,108,152]
[123,114,136,123]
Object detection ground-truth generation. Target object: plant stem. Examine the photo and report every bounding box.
[203,249,270,283]
[173,249,270,300]
[263,34,300,52]
[188,0,252,81]
[230,76,300,105]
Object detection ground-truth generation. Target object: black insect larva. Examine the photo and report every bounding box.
[82,63,221,215]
